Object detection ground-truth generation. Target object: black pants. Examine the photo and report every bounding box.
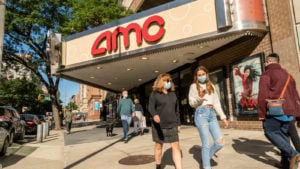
[263,118,297,169]
[289,122,300,152]
[66,121,72,132]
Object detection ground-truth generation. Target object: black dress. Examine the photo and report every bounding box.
[148,91,181,143]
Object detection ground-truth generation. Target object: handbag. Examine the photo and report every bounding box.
[265,74,290,116]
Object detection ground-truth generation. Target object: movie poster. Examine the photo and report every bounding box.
[231,54,263,116]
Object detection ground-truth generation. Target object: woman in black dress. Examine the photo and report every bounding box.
[148,73,182,169]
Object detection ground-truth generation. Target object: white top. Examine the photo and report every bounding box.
[188,83,226,120]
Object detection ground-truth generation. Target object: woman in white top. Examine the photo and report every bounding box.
[188,66,229,169]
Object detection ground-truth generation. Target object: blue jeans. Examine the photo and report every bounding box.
[194,107,224,169]
[263,117,297,169]
[121,115,132,141]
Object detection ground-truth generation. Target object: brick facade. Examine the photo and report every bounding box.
[252,0,300,92]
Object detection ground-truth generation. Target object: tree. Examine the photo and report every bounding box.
[65,102,78,111]
[0,78,42,112]
[60,0,132,35]
[3,0,132,129]
[3,0,68,129]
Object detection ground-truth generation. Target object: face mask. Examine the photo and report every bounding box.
[123,94,128,98]
[197,75,207,83]
[164,82,171,90]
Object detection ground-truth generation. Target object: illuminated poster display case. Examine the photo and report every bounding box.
[231,53,264,116]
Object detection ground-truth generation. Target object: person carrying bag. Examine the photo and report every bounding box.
[265,74,290,116]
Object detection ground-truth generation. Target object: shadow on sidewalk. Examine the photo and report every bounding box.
[189,145,217,169]
[64,131,140,169]
[0,146,37,168]
[232,137,279,167]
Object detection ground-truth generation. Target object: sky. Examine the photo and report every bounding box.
[58,78,79,106]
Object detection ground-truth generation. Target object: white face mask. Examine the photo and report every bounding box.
[123,94,128,98]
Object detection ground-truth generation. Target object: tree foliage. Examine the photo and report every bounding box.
[65,102,78,111]
[3,0,132,129]
[61,0,132,35]
[3,0,68,129]
[0,78,42,112]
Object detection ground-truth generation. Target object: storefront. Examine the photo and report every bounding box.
[57,0,277,125]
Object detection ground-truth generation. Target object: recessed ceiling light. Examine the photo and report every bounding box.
[154,70,159,73]
[96,66,103,70]
[90,76,95,79]
[138,78,142,81]
[107,82,112,85]
[140,56,149,60]
[126,68,133,71]
[172,59,178,63]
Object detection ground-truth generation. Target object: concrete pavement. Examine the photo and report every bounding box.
[0,124,285,169]
[0,130,64,169]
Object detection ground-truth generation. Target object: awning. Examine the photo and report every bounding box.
[57,30,265,92]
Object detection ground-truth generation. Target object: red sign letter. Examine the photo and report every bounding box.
[142,15,165,43]
[112,23,142,51]
[91,31,112,56]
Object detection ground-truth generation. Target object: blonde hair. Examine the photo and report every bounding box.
[193,66,214,96]
[152,73,175,92]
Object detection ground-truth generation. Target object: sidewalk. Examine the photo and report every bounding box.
[0,125,283,169]
[0,130,64,169]
[63,126,281,169]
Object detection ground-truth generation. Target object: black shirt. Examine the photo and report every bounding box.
[148,91,180,128]
[135,104,144,114]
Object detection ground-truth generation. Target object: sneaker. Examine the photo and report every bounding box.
[124,140,128,143]
[290,153,300,169]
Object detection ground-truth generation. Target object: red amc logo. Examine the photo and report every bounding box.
[91,15,165,56]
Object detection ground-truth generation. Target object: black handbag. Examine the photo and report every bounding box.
[265,74,290,116]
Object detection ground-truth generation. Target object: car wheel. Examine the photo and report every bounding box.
[0,137,9,156]
[9,132,14,146]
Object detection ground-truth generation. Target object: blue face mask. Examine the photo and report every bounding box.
[164,81,171,90]
[197,75,207,83]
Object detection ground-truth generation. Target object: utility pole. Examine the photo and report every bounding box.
[0,0,6,77]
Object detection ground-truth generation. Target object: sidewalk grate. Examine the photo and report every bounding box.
[119,155,154,165]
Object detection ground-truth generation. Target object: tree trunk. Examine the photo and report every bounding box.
[52,101,61,130]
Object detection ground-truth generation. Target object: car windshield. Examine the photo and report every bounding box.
[20,114,35,120]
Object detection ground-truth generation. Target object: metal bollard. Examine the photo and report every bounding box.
[36,124,43,142]
[42,122,47,139]
[45,121,49,136]
[47,121,50,136]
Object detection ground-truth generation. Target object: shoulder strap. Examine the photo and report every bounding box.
[279,74,291,99]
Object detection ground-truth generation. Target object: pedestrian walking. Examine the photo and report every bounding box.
[148,73,182,169]
[83,114,86,122]
[258,53,300,169]
[73,114,77,123]
[118,90,135,143]
[64,109,73,134]
[188,65,228,169]
[133,98,144,135]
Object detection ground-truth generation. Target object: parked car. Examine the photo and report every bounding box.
[20,114,40,134]
[0,121,10,156]
[37,114,46,122]
[0,106,25,145]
